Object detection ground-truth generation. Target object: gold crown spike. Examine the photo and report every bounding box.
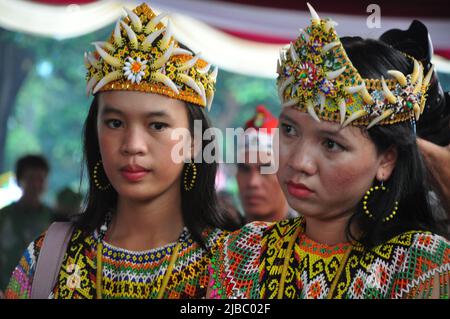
[277,2,433,128]
[84,3,217,110]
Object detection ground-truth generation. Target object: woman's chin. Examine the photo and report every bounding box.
[287,198,321,218]
[114,184,160,201]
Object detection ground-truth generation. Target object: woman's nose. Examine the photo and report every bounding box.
[120,127,148,156]
[287,142,317,176]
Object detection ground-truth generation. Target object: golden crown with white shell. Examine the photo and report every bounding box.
[84,3,217,110]
[277,3,433,128]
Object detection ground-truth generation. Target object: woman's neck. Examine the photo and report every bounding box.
[106,191,184,251]
[303,213,357,246]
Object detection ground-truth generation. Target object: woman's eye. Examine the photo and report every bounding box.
[149,122,168,131]
[281,123,296,136]
[106,119,122,129]
[323,139,344,152]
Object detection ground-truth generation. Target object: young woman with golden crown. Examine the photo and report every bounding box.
[5,2,238,299]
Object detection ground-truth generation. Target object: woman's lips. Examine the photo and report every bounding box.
[120,166,150,182]
[287,181,314,199]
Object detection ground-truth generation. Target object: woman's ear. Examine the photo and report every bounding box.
[376,145,398,181]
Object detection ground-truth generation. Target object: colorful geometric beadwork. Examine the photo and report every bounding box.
[208,217,450,299]
[5,226,227,299]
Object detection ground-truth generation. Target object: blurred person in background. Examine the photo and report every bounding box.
[0,154,53,289]
[51,186,83,222]
[236,105,297,223]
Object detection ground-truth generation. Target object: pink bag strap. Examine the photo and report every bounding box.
[30,222,73,299]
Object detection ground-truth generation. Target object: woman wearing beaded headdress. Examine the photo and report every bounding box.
[207,3,450,299]
[5,2,238,299]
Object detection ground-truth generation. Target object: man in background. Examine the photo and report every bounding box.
[51,186,82,222]
[236,105,297,223]
[0,154,54,289]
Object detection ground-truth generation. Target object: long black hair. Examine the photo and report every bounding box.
[76,96,240,247]
[340,37,448,248]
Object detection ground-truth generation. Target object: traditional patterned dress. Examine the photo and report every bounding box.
[6,226,227,299]
[208,217,450,299]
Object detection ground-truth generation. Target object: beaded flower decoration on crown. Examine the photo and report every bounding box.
[84,3,217,110]
[277,3,434,128]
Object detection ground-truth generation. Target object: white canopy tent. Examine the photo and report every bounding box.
[0,0,449,78]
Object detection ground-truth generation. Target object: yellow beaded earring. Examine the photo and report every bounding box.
[183,162,197,191]
[363,180,399,222]
[93,160,111,191]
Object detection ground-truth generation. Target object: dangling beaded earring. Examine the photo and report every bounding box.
[363,180,399,222]
[93,160,111,191]
[183,162,197,191]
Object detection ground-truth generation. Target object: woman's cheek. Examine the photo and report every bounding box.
[99,138,116,162]
[320,159,374,201]
[155,140,185,176]
[277,141,292,172]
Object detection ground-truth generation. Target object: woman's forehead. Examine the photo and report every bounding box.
[281,108,340,130]
[280,107,366,140]
[98,91,186,118]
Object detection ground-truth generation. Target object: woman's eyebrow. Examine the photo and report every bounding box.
[319,128,343,136]
[279,113,296,125]
[101,105,124,116]
[100,105,170,119]
[280,112,349,140]
[144,110,170,119]
[318,127,352,144]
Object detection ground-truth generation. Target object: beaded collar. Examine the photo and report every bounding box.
[94,212,185,299]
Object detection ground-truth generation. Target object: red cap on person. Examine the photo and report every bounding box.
[239,105,278,154]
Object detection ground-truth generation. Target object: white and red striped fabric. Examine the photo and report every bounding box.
[1,0,449,77]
